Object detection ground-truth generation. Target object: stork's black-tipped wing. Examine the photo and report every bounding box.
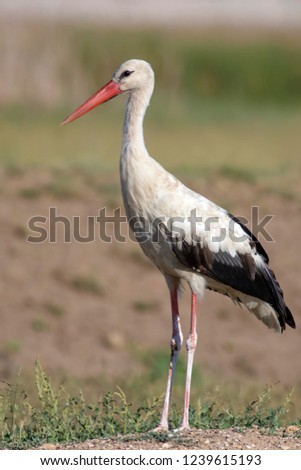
[166,221,295,332]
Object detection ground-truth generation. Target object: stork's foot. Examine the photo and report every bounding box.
[177,419,191,432]
[152,424,169,433]
[178,424,191,432]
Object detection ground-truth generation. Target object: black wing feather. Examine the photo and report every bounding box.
[168,231,295,332]
[228,212,269,263]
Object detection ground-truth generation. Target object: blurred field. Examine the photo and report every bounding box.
[1,22,301,428]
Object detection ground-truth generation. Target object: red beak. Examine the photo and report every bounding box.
[61,80,122,126]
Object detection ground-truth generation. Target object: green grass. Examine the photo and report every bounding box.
[1,25,301,188]
[0,363,299,449]
[70,274,103,295]
[2,23,301,107]
[18,188,43,199]
[43,302,65,318]
[1,29,301,202]
[3,341,21,355]
[31,319,49,333]
[1,103,301,205]
[133,300,159,312]
[217,165,258,184]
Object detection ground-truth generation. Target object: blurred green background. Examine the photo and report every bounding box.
[1,23,301,192]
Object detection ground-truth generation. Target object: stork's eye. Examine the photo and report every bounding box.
[120,70,134,79]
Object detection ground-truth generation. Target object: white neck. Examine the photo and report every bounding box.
[122,83,154,155]
[119,80,157,217]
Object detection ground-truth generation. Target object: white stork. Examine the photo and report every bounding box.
[62,59,295,431]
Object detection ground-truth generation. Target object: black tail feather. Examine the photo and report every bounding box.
[285,306,296,330]
[258,263,295,332]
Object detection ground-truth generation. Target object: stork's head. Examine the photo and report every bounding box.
[61,59,154,125]
[113,59,154,92]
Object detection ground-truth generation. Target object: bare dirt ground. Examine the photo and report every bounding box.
[1,169,301,450]
[1,169,300,384]
[39,427,301,451]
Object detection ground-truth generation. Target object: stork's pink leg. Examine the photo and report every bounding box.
[155,286,183,431]
[180,291,198,431]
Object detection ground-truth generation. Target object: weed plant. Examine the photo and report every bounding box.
[0,363,297,449]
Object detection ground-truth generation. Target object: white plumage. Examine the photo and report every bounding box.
[62,59,295,431]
